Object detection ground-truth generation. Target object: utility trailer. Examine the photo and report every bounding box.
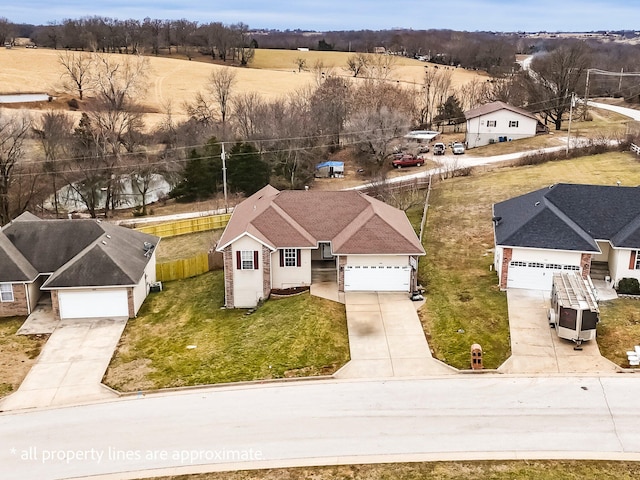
[548,272,599,350]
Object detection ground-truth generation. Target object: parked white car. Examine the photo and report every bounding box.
[452,142,465,155]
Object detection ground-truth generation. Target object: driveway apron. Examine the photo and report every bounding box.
[1,317,126,410]
[499,289,618,374]
[336,292,455,378]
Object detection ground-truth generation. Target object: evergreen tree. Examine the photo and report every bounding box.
[227,142,269,196]
[170,138,222,202]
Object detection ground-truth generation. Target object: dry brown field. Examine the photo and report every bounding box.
[0,47,486,128]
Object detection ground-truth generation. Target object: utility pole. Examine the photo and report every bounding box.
[221,142,228,213]
[583,69,591,120]
[566,92,575,156]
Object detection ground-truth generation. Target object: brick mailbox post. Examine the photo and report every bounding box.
[471,343,483,370]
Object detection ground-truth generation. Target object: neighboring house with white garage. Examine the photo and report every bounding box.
[464,101,540,149]
[0,212,159,319]
[216,185,425,308]
[493,183,640,291]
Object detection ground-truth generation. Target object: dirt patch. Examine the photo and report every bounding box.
[270,286,311,296]
[103,357,156,392]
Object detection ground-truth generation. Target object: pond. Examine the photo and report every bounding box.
[0,93,52,104]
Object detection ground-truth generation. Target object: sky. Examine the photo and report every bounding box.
[3,0,640,32]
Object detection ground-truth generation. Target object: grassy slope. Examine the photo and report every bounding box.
[419,152,640,369]
[151,460,640,480]
[104,271,349,391]
[0,317,46,397]
[598,299,640,367]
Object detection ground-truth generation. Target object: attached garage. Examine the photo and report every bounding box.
[58,289,129,319]
[344,265,411,292]
[506,261,580,291]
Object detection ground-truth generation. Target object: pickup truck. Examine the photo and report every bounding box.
[433,142,446,155]
[391,154,423,168]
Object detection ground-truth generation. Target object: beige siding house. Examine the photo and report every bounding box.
[217,185,425,308]
[465,101,540,149]
[0,213,159,319]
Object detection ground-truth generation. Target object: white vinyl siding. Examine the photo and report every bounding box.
[0,283,14,302]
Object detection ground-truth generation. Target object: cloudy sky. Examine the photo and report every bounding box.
[4,0,639,32]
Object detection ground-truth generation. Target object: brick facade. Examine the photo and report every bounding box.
[338,256,347,292]
[223,246,234,308]
[262,245,271,300]
[51,290,60,320]
[581,253,592,279]
[499,248,512,290]
[0,283,29,317]
[127,288,135,318]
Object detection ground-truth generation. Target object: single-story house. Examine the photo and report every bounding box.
[493,183,640,291]
[315,161,345,178]
[216,185,425,308]
[464,101,540,149]
[0,212,159,319]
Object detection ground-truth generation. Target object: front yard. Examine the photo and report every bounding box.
[0,317,46,398]
[104,271,349,391]
[418,151,640,369]
[598,298,640,367]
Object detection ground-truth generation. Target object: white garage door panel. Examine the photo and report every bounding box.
[344,265,411,291]
[58,290,129,319]
[507,261,579,291]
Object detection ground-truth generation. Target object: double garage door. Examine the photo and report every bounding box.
[58,289,129,319]
[507,261,581,291]
[344,265,411,292]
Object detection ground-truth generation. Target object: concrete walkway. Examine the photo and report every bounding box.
[0,317,126,411]
[336,292,455,378]
[499,289,618,374]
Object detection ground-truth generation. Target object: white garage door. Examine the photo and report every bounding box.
[58,289,129,319]
[344,265,411,292]
[507,261,580,291]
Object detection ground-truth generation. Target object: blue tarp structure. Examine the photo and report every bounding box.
[315,161,344,178]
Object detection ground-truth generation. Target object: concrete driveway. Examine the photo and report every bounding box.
[499,289,618,374]
[336,292,455,378]
[0,317,126,411]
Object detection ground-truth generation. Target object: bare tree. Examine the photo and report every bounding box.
[0,111,31,225]
[417,68,452,127]
[368,54,397,81]
[33,111,74,217]
[188,67,238,137]
[345,53,370,77]
[310,60,335,87]
[58,51,93,100]
[294,57,307,73]
[232,91,265,139]
[525,41,590,130]
[230,22,255,66]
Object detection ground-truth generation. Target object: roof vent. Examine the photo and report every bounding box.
[101,240,107,245]
[143,242,155,257]
[534,201,540,206]
[492,216,502,226]
[106,234,111,239]
[616,180,621,187]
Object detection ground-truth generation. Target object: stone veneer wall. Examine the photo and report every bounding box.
[223,246,234,308]
[499,248,512,290]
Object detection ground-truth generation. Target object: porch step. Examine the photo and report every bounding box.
[590,261,610,281]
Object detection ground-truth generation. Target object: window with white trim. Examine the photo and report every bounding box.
[486,120,497,127]
[509,120,519,128]
[283,248,297,267]
[241,250,255,270]
[0,283,14,302]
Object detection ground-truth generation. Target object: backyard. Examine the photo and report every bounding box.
[418,151,640,369]
[104,271,349,391]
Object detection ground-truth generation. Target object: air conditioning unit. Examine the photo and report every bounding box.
[149,281,163,293]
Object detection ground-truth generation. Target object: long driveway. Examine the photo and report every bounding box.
[1,376,639,480]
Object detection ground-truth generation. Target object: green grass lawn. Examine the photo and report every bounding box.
[149,460,640,480]
[417,151,640,369]
[104,271,349,391]
[598,298,640,367]
[0,317,46,398]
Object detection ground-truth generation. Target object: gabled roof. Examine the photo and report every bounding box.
[0,212,159,286]
[217,185,424,255]
[464,101,538,121]
[494,183,640,251]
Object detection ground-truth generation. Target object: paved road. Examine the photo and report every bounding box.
[1,376,639,480]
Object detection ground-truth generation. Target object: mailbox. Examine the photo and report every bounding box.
[471,343,483,370]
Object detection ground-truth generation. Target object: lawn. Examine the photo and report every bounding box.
[0,317,46,398]
[155,230,223,262]
[598,298,640,367]
[104,271,349,391]
[418,151,640,369]
[149,460,640,480]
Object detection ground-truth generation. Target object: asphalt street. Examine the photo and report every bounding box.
[1,376,640,480]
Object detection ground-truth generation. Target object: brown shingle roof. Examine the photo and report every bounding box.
[217,185,424,255]
[464,101,538,121]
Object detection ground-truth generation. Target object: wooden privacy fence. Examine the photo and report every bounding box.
[156,252,223,282]
[136,213,231,238]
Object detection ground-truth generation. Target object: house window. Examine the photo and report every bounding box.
[509,120,519,128]
[636,253,640,270]
[0,283,14,302]
[280,248,301,267]
[237,250,258,270]
[487,120,497,127]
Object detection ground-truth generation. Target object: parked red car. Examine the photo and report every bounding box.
[391,154,423,168]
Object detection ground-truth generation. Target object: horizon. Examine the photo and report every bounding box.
[2,1,639,33]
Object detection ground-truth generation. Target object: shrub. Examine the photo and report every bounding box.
[67,98,79,110]
[617,277,640,295]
